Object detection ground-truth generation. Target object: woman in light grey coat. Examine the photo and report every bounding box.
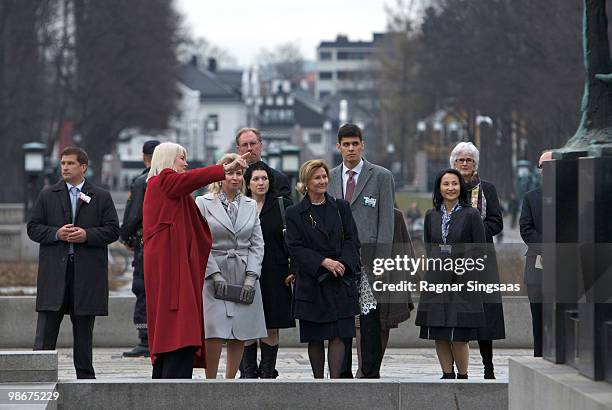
[195,153,267,379]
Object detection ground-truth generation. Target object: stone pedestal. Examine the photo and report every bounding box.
[542,158,580,364]
[576,156,612,380]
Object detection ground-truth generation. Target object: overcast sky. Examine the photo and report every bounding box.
[175,0,390,67]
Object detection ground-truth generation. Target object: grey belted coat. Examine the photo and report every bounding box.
[195,193,267,340]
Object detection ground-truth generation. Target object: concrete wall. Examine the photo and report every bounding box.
[509,357,612,410]
[0,296,533,348]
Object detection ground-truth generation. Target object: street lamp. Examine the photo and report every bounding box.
[22,142,47,222]
[281,145,301,201]
[267,146,281,170]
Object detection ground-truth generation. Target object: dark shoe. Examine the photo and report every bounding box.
[441,372,456,379]
[457,373,468,379]
[259,342,279,379]
[484,368,496,379]
[240,343,259,379]
[122,344,150,358]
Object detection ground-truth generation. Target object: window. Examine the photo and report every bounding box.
[337,51,370,60]
[309,133,322,144]
[319,51,332,60]
[318,71,333,80]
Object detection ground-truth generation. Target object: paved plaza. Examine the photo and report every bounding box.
[57,347,532,380]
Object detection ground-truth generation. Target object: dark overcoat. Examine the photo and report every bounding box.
[27,179,119,315]
[258,194,295,329]
[519,188,543,286]
[415,206,487,329]
[475,180,506,340]
[285,193,361,323]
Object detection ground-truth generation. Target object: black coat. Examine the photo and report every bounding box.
[120,168,147,247]
[415,206,487,328]
[27,179,120,315]
[269,166,292,201]
[473,179,506,340]
[285,193,360,323]
[259,194,295,329]
[519,188,543,286]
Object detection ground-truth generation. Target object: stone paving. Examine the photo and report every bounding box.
[57,347,532,380]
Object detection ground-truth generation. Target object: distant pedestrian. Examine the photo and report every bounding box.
[120,139,159,358]
[28,146,120,379]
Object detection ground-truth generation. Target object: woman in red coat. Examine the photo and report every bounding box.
[143,142,248,379]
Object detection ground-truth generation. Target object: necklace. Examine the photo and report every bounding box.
[311,198,326,206]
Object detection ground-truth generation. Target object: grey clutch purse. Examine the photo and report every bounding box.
[214,283,254,305]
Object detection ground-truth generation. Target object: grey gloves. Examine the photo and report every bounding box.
[211,272,227,297]
[240,272,257,303]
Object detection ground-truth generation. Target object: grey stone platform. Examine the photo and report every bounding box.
[0,296,534,348]
[0,351,57,383]
[57,379,507,410]
[509,357,612,410]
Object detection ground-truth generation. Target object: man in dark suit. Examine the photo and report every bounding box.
[27,146,119,379]
[328,123,396,378]
[519,150,552,357]
[121,140,159,357]
[235,127,291,200]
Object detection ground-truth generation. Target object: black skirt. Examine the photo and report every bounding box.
[419,326,477,342]
[299,317,356,343]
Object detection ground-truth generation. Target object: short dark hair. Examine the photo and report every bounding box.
[337,123,363,143]
[244,161,276,197]
[60,146,88,165]
[432,168,469,209]
[235,127,262,146]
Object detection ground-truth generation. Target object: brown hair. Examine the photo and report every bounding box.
[296,159,330,195]
[60,147,88,165]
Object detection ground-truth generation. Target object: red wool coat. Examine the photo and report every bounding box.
[143,165,225,367]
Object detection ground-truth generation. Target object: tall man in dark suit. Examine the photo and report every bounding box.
[28,146,120,379]
[328,123,395,378]
[519,150,552,357]
[121,140,159,357]
[235,127,291,199]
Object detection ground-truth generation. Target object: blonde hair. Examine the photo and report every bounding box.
[208,153,244,195]
[147,142,187,181]
[296,159,330,195]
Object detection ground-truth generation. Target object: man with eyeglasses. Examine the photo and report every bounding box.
[519,150,552,357]
[235,128,291,200]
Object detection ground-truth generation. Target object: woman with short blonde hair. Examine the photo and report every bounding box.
[295,160,330,195]
[147,142,188,181]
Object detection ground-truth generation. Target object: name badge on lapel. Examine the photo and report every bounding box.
[79,192,92,203]
[439,244,452,254]
[363,196,377,208]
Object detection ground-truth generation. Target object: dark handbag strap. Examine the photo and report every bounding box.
[277,196,287,232]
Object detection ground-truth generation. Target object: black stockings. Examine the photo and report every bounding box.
[307,337,346,379]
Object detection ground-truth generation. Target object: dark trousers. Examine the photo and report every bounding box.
[132,248,147,342]
[152,346,197,379]
[341,308,383,378]
[34,257,96,379]
[527,285,543,357]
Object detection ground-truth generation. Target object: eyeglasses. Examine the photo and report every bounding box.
[455,158,474,164]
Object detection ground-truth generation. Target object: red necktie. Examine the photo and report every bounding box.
[345,170,356,202]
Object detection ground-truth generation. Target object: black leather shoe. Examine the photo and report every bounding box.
[441,372,456,379]
[122,344,150,358]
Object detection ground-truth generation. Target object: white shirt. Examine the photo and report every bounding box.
[341,159,364,199]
